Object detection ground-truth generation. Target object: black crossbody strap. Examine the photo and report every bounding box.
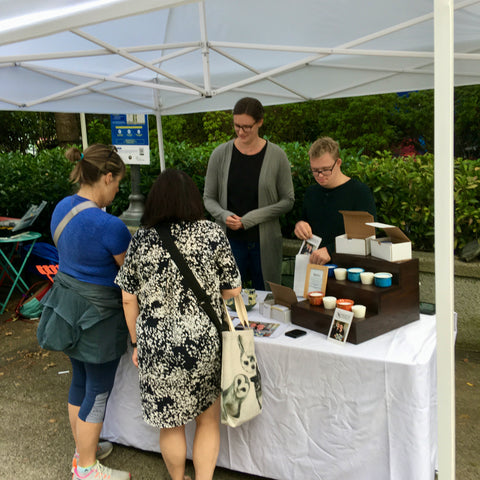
[155,224,223,336]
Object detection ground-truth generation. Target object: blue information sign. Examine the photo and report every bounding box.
[110,114,150,165]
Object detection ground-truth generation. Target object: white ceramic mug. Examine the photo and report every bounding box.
[323,296,337,309]
[360,271,374,285]
[334,267,347,281]
[352,304,367,318]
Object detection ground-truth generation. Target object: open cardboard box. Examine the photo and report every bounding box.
[335,210,375,255]
[265,282,299,323]
[367,222,412,262]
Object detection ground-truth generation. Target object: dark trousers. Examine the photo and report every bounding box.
[228,239,264,290]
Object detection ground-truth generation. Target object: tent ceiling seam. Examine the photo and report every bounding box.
[71,27,206,95]
[214,53,327,95]
[313,72,399,101]
[0,42,201,64]
[20,62,201,95]
[211,46,309,101]
[15,62,201,110]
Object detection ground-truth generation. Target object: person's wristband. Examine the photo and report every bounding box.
[130,341,137,348]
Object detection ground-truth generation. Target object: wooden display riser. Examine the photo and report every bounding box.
[291,253,420,344]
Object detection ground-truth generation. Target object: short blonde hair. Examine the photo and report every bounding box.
[308,137,340,160]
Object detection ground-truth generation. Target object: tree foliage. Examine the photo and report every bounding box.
[3,145,478,254]
[0,112,56,153]
[1,85,479,157]
[148,91,436,156]
[1,86,480,254]
[454,85,480,158]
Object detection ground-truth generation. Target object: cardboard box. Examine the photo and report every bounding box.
[264,282,299,323]
[366,222,412,262]
[335,211,375,256]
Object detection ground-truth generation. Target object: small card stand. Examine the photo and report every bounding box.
[327,308,353,344]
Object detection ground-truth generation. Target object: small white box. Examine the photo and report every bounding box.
[367,222,412,262]
[270,304,291,324]
[260,299,274,318]
[335,211,375,256]
[335,233,375,256]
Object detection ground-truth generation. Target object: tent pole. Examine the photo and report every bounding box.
[154,79,166,172]
[80,112,88,149]
[434,1,455,479]
[198,0,212,96]
[156,112,165,172]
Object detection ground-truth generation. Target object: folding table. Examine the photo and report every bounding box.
[103,291,438,480]
[0,231,42,314]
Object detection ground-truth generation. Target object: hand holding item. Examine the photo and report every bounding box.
[294,220,312,240]
[309,246,331,265]
[226,214,244,231]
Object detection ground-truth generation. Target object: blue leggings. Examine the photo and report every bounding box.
[68,357,120,423]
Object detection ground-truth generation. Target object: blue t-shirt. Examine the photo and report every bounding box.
[51,194,132,287]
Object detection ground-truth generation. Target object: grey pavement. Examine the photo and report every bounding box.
[0,288,269,480]
[1,286,479,479]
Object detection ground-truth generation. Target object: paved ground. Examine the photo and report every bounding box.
[0,285,479,480]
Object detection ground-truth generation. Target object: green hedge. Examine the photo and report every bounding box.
[1,145,479,253]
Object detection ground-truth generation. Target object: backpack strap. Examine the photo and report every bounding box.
[53,201,98,247]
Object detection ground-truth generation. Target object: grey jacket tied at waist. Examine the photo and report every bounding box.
[37,271,128,363]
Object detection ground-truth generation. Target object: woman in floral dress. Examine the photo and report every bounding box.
[116,169,241,480]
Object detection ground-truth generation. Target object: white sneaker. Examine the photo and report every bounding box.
[72,460,131,480]
[72,441,114,473]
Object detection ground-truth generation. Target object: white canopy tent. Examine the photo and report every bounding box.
[0,1,471,478]
[1,0,479,114]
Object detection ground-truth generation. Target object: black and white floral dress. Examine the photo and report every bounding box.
[115,220,241,428]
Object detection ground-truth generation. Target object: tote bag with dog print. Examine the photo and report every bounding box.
[221,295,262,427]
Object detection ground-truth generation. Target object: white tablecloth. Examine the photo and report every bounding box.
[102,293,437,480]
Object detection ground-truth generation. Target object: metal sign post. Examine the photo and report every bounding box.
[111,114,150,226]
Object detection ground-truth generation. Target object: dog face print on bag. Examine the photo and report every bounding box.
[237,335,257,375]
[221,373,250,420]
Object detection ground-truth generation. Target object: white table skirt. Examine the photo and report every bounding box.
[102,293,437,480]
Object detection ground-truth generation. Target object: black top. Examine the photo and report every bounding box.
[301,179,377,255]
[227,142,267,242]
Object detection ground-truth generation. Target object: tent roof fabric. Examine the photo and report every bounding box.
[1,0,480,115]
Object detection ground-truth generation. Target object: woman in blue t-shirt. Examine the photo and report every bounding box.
[38,144,132,480]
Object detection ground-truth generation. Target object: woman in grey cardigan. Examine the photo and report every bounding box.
[204,97,294,290]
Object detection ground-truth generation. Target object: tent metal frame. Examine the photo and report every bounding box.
[0,0,475,477]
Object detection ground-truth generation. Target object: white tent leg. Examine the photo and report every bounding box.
[156,112,165,172]
[80,112,88,149]
[434,1,455,479]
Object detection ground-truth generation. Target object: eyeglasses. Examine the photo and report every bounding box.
[310,159,337,177]
[233,121,257,132]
